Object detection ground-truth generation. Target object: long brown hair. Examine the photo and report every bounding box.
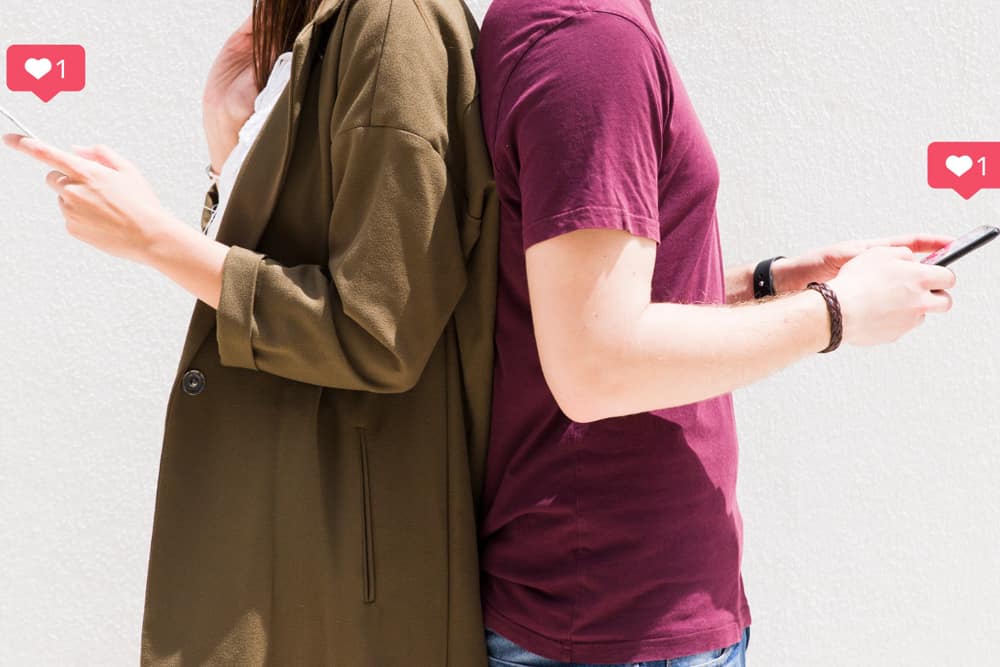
[252,0,322,91]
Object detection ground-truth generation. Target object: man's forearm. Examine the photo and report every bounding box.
[724,257,808,303]
[724,261,757,303]
[556,289,831,422]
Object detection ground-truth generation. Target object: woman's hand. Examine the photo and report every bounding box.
[3,133,230,308]
[2,134,181,265]
[203,15,258,173]
[772,233,955,292]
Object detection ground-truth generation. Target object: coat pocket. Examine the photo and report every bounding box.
[357,427,376,603]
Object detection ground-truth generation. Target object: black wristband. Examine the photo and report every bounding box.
[805,281,843,353]
[753,256,786,299]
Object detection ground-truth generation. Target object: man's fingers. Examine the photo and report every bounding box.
[2,133,96,180]
[917,264,958,291]
[901,234,955,254]
[924,289,954,314]
[883,245,916,260]
[873,233,955,253]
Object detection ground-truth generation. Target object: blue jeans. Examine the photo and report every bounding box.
[486,626,750,667]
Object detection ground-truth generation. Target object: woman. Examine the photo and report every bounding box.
[3,0,498,664]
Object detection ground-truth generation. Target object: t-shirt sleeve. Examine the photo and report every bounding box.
[501,11,668,250]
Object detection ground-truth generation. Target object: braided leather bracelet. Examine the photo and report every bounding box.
[805,282,843,353]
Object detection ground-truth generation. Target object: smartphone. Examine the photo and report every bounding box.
[0,103,37,139]
[921,225,1000,267]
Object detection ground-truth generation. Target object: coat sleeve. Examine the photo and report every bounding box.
[214,124,468,392]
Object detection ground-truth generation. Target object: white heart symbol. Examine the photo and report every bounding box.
[946,154,974,178]
[24,58,52,80]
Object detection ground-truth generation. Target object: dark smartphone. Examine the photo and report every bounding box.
[921,225,1000,267]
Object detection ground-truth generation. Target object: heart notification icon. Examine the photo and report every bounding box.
[928,142,1000,200]
[6,45,85,102]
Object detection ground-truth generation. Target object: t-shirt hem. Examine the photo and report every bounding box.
[522,205,661,250]
[484,601,752,664]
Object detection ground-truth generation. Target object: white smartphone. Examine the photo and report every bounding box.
[0,103,38,139]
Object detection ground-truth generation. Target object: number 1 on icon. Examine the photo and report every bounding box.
[979,156,987,176]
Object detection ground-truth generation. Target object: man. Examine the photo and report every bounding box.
[474,0,956,665]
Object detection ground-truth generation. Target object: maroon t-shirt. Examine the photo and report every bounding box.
[476,0,751,663]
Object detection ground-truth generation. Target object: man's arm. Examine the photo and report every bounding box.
[529,228,955,423]
[490,12,955,422]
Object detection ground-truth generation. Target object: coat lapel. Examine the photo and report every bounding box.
[174,0,345,377]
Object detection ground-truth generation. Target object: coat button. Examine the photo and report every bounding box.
[181,369,206,396]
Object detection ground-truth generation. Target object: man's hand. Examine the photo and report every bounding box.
[772,234,955,293]
[827,246,956,347]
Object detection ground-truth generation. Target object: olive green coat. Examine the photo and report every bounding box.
[140,0,497,664]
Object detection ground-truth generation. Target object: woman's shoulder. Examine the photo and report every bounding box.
[332,0,480,153]
[339,0,477,52]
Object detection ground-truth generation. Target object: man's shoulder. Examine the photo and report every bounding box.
[483,0,657,35]
[479,0,662,71]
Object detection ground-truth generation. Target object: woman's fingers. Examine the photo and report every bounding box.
[71,144,134,172]
[237,14,253,34]
[44,170,92,219]
[2,133,98,180]
[44,169,70,192]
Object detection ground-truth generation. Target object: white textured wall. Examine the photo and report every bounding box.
[2,1,998,664]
